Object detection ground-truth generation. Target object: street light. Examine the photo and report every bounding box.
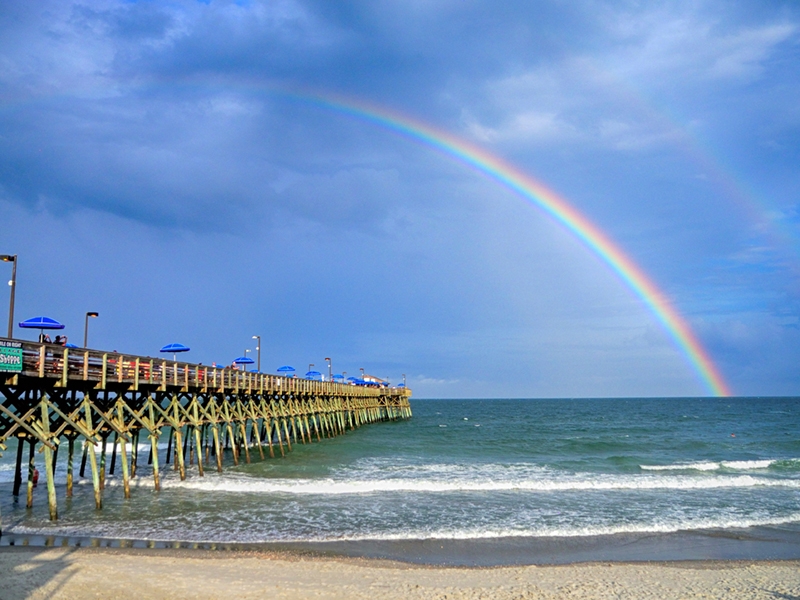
[1,254,17,339]
[252,335,261,372]
[402,373,406,387]
[360,368,365,378]
[308,363,314,374]
[325,357,331,381]
[83,312,99,348]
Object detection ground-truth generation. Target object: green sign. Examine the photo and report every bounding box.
[0,345,23,372]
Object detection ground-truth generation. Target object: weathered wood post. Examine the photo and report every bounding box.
[99,432,108,489]
[117,404,130,499]
[40,398,58,520]
[131,430,140,479]
[265,418,275,458]
[12,436,24,499]
[26,438,35,508]
[273,418,285,457]
[239,422,251,464]
[212,424,223,472]
[66,435,75,498]
[192,398,204,476]
[83,397,102,509]
[252,418,265,460]
[174,426,186,481]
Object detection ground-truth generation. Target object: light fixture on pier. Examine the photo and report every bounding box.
[84,312,99,348]
[1,254,17,339]
[252,335,261,372]
[325,357,331,381]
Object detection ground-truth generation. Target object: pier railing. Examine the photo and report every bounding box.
[0,338,411,527]
[1,339,405,397]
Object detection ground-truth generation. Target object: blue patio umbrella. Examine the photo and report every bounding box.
[160,343,190,361]
[332,374,345,382]
[347,376,358,382]
[277,365,295,375]
[65,343,78,348]
[19,316,64,342]
[233,356,255,371]
[397,382,406,388]
[305,370,322,381]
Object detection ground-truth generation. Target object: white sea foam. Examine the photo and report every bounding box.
[640,459,794,472]
[168,471,800,495]
[12,512,800,544]
[641,462,720,471]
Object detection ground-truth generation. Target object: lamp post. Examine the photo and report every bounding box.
[83,312,99,348]
[1,254,17,339]
[308,363,314,374]
[252,335,261,372]
[360,368,365,379]
[402,373,406,387]
[325,357,331,381]
[244,348,251,372]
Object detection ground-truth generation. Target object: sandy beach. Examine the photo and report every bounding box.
[1,547,799,600]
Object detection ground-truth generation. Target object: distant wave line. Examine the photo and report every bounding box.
[640,459,800,472]
[168,474,799,495]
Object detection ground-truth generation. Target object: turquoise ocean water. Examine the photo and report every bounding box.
[1,397,799,563]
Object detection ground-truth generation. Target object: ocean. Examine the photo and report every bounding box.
[1,397,799,565]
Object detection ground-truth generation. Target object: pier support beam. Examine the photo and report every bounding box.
[66,435,75,498]
[40,399,58,520]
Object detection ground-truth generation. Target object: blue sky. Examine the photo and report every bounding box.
[1,0,798,397]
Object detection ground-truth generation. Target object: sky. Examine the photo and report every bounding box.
[0,0,798,398]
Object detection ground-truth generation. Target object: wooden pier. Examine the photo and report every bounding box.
[0,338,412,527]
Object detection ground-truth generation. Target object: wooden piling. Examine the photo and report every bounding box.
[39,399,58,520]
[148,403,161,491]
[150,431,161,491]
[26,437,35,508]
[282,418,292,451]
[12,436,23,499]
[252,418,265,460]
[239,422,251,464]
[66,436,75,498]
[83,398,102,509]
[131,430,139,479]
[174,427,186,481]
[274,419,285,457]
[212,424,223,472]
[265,418,275,458]
[99,433,108,489]
[117,405,130,499]
[194,425,204,476]
[226,422,238,465]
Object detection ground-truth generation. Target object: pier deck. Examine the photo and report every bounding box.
[0,338,411,526]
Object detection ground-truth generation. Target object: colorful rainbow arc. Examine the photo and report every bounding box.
[286,90,732,396]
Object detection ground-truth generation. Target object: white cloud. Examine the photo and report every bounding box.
[604,8,796,83]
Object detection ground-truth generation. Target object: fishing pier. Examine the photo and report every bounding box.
[0,338,412,526]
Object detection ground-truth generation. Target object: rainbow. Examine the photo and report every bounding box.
[283,90,732,396]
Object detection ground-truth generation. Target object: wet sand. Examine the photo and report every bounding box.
[2,546,799,600]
